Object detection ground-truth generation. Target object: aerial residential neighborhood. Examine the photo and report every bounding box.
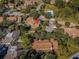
[0,0,79,59]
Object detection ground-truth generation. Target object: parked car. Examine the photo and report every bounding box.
[0,44,8,59]
[73,57,79,59]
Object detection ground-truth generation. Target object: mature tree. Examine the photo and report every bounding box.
[44,53,56,59]
[75,26,79,29]
[0,6,7,15]
[20,34,30,48]
[21,8,30,14]
[30,11,40,19]
[8,24,15,31]
[19,24,31,34]
[70,0,79,11]
[40,4,45,15]
[19,54,24,59]
[62,7,73,17]
[55,0,64,8]
[0,28,4,38]
[9,0,15,3]
[42,0,50,4]
[0,0,8,4]
[51,30,69,46]
[65,22,70,27]
[15,0,20,4]
[74,37,79,47]
[57,7,73,18]
[56,24,62,28]
[2,16,9,27]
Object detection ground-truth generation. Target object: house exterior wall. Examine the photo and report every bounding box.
[23,0,36,6]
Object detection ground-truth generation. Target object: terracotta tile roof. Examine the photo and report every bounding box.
[24,0,36,6]
[0,16,21,23]
[0,16,3,23]
[7,16,21,23]
[64,28,79,38]
[32,39,58,52]
[25,17,34,26]
[7,16,16,22]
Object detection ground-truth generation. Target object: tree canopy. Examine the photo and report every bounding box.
[55,0,64,8]
[20,34,30,48]
[70,0,79,11]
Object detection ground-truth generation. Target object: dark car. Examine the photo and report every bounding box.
[0,44,8,59]
[73,57,79,59]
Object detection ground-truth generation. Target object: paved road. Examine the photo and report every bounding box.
[36,2,44,11]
